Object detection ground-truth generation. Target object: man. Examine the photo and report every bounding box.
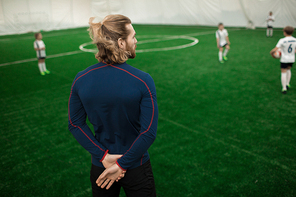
[270,26,296,94]
[68,14,158,196]
[216,23,230,64]
[266,11,275,37]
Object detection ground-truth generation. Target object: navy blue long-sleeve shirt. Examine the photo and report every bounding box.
[68,62,158,170]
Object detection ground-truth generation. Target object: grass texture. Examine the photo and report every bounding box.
[0,25,296,197]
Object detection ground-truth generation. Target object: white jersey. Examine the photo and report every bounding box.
[266,15,275,27]
[276,36,296,63]
[216,29,228,47]
[34,40,46,58]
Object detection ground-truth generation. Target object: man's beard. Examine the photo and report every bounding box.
[126,43,136,59]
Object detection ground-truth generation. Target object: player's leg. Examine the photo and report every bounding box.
[281,70,287,93]
[281,64,288,94]
[44,61,50,74]
[41,58,50,74]
[286,65,292,89]
[40,59,45,72]
[223,45,230,60]
[219,47,224,63]
[38,59,45,75]
[120,160,156,197]
[90,164,121,197]
[266,28,269,37]
[270,27,273,37]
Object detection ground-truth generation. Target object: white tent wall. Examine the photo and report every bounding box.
[72,0,92,26]
[0,0,296,35]
[242,0,296,28]
[124,0,296,27]
[91,0,124,22]
[0,0,92,35]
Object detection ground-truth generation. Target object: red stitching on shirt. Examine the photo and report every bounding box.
[69,62,155,169]
[68,64,108,152]
[100,150,109,162]
[109,64,155,157]
[116,160,126,171]
[141,154,144,165]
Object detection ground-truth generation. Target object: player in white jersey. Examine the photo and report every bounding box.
[270,26,296,94]
[266,11,275,37]
[34,33,50,75]
[216,23,230,64]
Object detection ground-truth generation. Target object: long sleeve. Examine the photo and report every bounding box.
[68,77,108,162]
[116,74,158,170]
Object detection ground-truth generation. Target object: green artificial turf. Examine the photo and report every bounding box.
[0,25,295,197]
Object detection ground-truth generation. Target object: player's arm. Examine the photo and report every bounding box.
[34,42,40,51]
[215,31,220,48]
[68,76,109,163]
[271,39,282,55]
[270,47,279,55]
[216,38,220,48]
[34,43,39,51]
[226,36,230,45]
[116,74,158,171]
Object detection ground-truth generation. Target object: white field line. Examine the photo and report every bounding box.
[79,29,241,54]
[160,116,295,174]
[183,30,219,37]
[0,27,278,42]
[137,35,198,53]
[0,29,240,67]
[184,28,242,37]
[0,31,84,42]
[80,35,199,53]
[0,50,83,67]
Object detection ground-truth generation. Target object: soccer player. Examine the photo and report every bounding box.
[270,26,296,94]
[266,11,275,37]
[68,15,158,197]
[34,32,50,75]
[216,23,230,64]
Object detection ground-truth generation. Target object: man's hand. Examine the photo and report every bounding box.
[102,154,122,169]
[96,164,126,190]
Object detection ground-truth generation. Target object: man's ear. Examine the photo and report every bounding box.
[118,38,126,49]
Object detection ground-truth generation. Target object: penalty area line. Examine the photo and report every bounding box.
[160,116,295,174]
[0,50,83,67]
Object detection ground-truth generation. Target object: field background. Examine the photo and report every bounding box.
[1,25,296,197]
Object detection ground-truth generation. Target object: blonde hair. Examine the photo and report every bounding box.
[88,15,132,64]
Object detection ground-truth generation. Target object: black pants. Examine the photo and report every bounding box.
[90,160,156,197]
